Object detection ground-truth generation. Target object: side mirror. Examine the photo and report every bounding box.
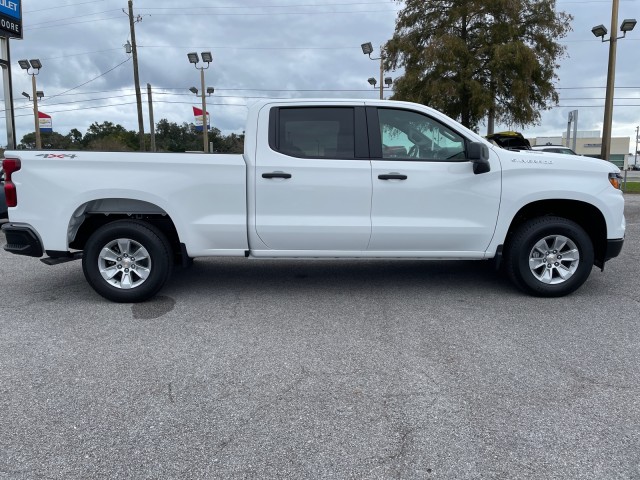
[468,142,490,174]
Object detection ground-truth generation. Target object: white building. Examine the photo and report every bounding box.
[529,131,630,168]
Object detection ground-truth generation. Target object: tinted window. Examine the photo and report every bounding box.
[276,107,355,159]
[378,109,466,161]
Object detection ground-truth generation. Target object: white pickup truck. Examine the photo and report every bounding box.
[2,99,625,302]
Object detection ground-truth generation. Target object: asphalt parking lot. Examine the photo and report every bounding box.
[1,196,639,480]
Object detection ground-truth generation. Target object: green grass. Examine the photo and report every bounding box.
[622,181,640,194]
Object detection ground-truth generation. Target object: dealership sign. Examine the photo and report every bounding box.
[192,106,210,132]
[0,0,22,38]
[38,111,52,133]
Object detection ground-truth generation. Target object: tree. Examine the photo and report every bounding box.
[155,119,201,152]
[68,128,84,147]
[384,0,572,131]
[16,120,244,153]
[19,132,74,150]
[83,121,138,151]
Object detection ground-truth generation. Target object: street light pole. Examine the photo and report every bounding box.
[31,73,40,149]
[200,67,207,153]
[378,47,384,100]
[18,59,43,149]
[362,42,388,100]
[592,6,636,161]
[635,126,639,169]
[601,0,619,162]
[187,52,213,153]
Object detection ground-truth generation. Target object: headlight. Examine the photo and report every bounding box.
[609,172,622,189]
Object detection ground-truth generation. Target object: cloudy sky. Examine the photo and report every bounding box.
[1,0,639,152]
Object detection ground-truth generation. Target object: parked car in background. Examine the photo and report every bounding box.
[532,145,580,156]
[0,168,7,220]
[486,131,531,151]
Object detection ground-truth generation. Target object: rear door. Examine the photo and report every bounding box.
[254,105,372,251]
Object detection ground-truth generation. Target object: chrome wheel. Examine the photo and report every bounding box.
[528,235,579,285]
[98,238,151,289]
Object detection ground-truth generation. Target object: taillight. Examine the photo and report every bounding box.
[3,157,21,207]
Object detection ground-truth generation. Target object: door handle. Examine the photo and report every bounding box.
[262,172,292,179]
[378,174,407,180]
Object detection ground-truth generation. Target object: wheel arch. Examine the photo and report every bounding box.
[68,198,183,261]
[505,199,607,267]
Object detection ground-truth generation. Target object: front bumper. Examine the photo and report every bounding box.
[604,238,624,262]
[1,223,44,257]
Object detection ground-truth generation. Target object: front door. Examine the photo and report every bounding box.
[368,107,501,255]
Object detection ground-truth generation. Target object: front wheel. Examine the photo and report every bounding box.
[82,220,173,302]
[505,217,594,297]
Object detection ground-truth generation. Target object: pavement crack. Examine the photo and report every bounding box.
[168,382,175,404]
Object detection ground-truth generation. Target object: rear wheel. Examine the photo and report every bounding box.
[82,220,173,302]
[505,217,594,297]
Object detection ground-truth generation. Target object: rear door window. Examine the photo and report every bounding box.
[273,107,355,159]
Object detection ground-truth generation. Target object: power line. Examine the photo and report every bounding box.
[24,0,109,13]
[25,9,120,28]
[23,15,123,31]
[45,57,132,102]
[139,45,360,50]
[12,101,247,118]
[133,9,398,16]
[556,105,640,107]
[137,1,394,10]
[557,86,639,89]
[24,8,395,30]
[42,49,123,61]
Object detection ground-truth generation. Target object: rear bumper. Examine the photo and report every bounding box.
[604,238,624,262]
[1,223,44,257]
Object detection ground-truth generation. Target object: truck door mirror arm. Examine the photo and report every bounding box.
[468,142,490,174]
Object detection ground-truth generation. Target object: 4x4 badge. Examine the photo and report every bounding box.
[36,154,78,159]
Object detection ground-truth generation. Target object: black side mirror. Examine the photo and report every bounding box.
[468,142,490,174]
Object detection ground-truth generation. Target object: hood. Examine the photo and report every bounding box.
[496,147,621,174]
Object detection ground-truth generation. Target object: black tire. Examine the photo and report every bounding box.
[82,220,173,303]
[505,216,594,297]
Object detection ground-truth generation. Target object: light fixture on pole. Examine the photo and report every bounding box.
[591,3,636,161]
[361,42,389,100]
[18,58,43,149]
[187,51,213,152]
[366,75,393,95]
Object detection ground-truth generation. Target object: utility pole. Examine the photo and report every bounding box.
[126,0,145,151]
[147,83,155,152]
